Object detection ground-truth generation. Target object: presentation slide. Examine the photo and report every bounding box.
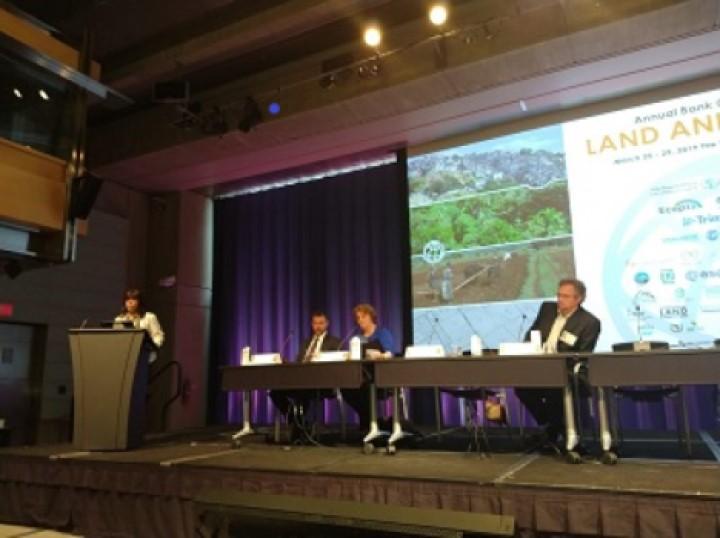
[409,87,720,351]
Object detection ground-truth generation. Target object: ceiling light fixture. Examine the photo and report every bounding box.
[428,4,448,26]
[363,25,382,48]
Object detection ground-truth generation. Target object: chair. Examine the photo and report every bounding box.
[435,387,512,452]
[609,341,692,455]
[272,389,349,444]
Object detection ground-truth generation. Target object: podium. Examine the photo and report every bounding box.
[69,328,150,450]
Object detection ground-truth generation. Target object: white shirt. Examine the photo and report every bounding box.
[114,311,165,348]
[544,311,572,354]
[305,331,326,361]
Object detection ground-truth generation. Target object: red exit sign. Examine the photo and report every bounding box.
[0,303,14,317]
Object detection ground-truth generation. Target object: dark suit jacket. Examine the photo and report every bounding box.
[296,333,342,362]
[526,301,601,352]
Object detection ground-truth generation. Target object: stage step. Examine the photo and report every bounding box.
[0,524,80,537]
[194,490,514,537]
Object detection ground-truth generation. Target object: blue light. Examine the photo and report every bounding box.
[268,102,281,115]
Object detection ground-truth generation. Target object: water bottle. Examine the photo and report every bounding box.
[349,336,361,360]
[470,335,483,356]
[530,330,542,353]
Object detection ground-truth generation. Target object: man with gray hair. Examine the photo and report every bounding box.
[516,278,601,449]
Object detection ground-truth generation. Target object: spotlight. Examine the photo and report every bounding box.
[268,102,281,116]
[12,88,22,99]
[357,58,381,79]
[428,4,448,26]
[363,25,382,47]
[38,89,49,101]
[237,97,262,132]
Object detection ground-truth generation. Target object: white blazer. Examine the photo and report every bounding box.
[114,311,165,349]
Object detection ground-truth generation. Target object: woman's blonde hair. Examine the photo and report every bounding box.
[353,303,377,323]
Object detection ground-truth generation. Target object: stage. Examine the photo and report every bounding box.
[1,428,720,538]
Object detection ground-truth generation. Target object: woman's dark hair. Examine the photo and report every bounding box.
[120,288,146,315]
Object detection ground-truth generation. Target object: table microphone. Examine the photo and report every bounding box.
[428,315,452,351]
[278,330,294,362]
[336,328,355,351]
[517,313,528,341]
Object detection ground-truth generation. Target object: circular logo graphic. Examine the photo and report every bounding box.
[422,240,446,265]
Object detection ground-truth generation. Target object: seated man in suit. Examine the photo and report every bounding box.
[516,278,601,448]
[269,311,341,438]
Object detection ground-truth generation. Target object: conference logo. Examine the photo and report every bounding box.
[422,240,446,264]
[657,199,702,215]
[682,214,720,227]
[634,272,650,285]
[638,323,655,337]
[633,291,656,304]
[685,269,720,281]
[662,233,699,243]
[650,181,700,197]
[659,305,688,318]
[660,269,675,284]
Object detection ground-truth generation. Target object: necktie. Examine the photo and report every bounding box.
[304,335,318,361]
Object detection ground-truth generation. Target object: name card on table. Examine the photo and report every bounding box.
[404,345,446,359]
[313,351,350,362]
[244,352,282,366]
[498,342,542,356]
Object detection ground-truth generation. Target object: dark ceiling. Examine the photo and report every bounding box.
[7,0,472,124]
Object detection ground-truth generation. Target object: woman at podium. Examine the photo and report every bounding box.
[114,289,164,362]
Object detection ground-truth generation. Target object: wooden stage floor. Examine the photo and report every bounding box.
[1,429,720,537]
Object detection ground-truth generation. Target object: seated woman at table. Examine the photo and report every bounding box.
[342,303,396,427]
[353,303,395,359]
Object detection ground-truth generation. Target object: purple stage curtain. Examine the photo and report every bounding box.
[208,153,717,434]
[209,157,411,424]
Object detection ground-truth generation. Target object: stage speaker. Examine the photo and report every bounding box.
[69,173,103,220]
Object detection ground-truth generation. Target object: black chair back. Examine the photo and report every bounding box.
[611,341,669,352]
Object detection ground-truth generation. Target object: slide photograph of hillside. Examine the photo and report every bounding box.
[409,125,576,308]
